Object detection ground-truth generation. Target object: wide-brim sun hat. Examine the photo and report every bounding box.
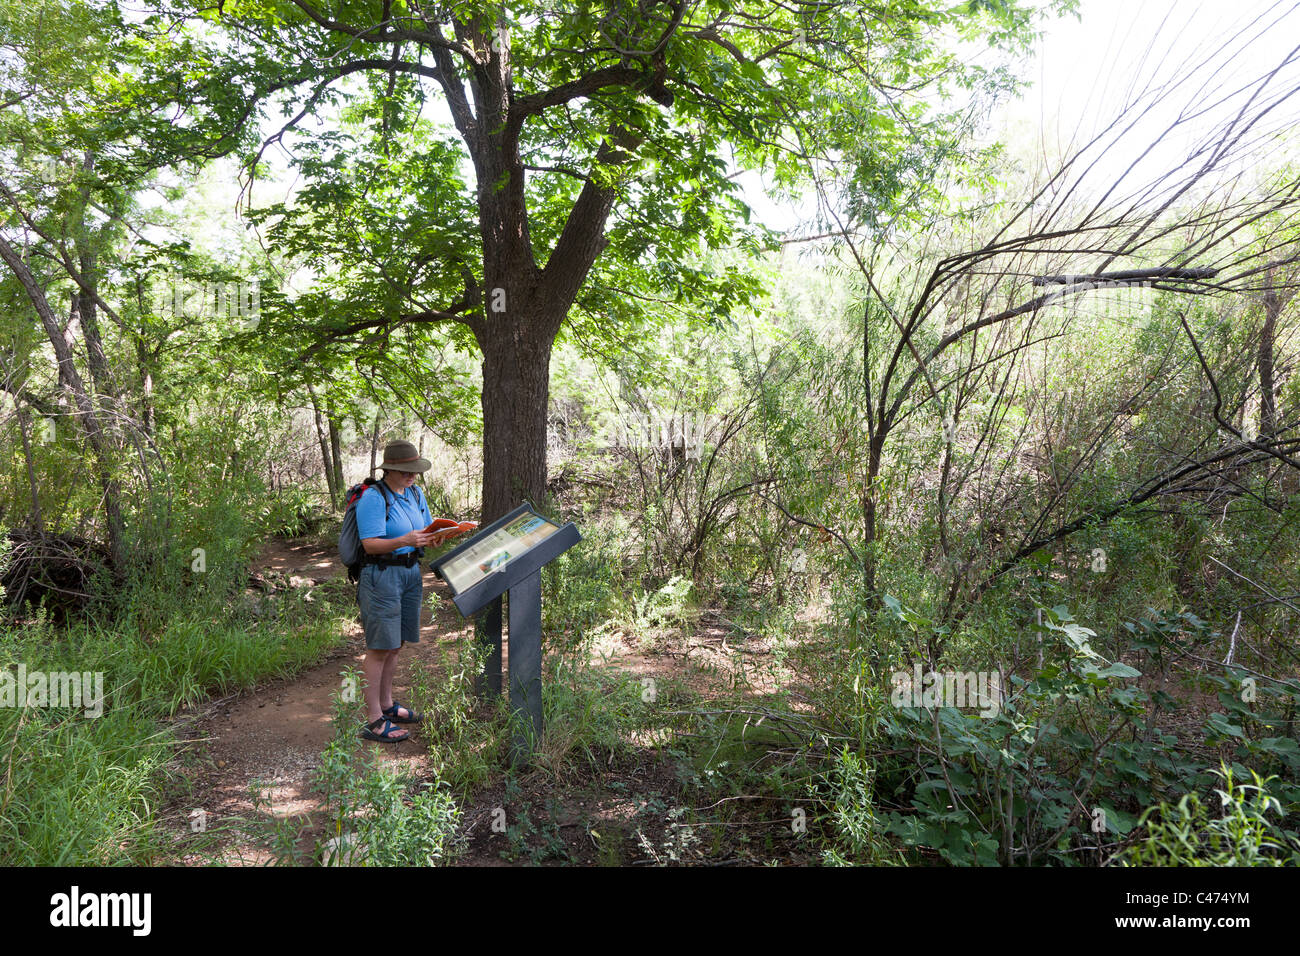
[378,440,432,473]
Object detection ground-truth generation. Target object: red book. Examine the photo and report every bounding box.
[424,518,478,545]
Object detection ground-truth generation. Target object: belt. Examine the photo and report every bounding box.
[367,550,424,568]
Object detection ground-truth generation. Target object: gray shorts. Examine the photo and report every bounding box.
[356,562,423,650]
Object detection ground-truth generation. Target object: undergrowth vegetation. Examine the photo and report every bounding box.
[4,1,1300,870]
[0,488,353,865]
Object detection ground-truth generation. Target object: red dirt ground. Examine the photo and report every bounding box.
[161,536,780,865]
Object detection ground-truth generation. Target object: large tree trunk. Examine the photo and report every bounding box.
[478,323,553,522]
[473,312,554,702]
[433,24,641,702]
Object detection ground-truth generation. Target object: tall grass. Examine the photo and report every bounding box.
[0,484,353,865]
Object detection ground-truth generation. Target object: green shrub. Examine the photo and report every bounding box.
[311,679,463,867]
[1120,766,1300,866]
[821,746,893,865]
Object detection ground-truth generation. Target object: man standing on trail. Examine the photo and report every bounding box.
[355,440,435,743]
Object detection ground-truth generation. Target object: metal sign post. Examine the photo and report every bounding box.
[507,570,543,762]
[428,502,581,764]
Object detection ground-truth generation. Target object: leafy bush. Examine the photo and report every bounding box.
[311,678,463,866]
[820,599,1259,865]
[632,574,695,629]
[821,746,893,866]
[1120,766,1300,866]
[255,485,332,538]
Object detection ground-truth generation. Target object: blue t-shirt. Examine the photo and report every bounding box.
[355,482,432,555]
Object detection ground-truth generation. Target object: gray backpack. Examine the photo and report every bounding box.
[339,479,393,583]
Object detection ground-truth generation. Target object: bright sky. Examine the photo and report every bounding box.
[751,0,1300,234]
[1015,1,1300,186]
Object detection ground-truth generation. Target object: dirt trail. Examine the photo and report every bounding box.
[167,538,475,864]
[164,537,783,865]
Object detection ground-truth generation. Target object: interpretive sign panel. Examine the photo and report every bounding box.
[428,502,581,763]
[430,502,579,617]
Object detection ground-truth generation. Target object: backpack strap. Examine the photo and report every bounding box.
[367,479,393,521]
[412,485,427,559]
